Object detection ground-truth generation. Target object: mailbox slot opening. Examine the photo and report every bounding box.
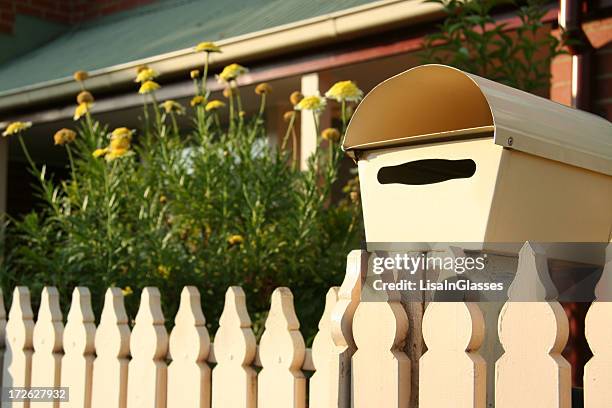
[377,159,476,185]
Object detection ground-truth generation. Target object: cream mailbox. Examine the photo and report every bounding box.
[343,65,612,252]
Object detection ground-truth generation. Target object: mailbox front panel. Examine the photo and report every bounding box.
[357,138,503,243]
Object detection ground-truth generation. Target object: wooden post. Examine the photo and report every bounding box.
[168,287,210,408]
[127,287,168,408]
[91,288,130,408]
[258,287,306,408]
[2,287,34,408]
[299,72,332,170]
[584,244,612,407]
[61,287,96,408]
[495,242,571,408]
[31,287,63,408]
[211,287,257,408]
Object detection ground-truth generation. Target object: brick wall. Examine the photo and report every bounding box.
[0,0,155,33]
[550,15,612,120]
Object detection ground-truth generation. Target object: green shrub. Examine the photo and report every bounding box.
[0,50,364,342]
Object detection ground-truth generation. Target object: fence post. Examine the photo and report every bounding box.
[31,287,63,408]
[2,286,34,408]
[127,287,168,408]
[61,287,95,408]
[0,289,5,391]
[352,260,410,408]
[258,287,306,408]
[167,286,210,408]
[584,244,612,407]
[91,288,130,408]
[211,287,256,408]
[495,242,571,408]
[310,287,339,408]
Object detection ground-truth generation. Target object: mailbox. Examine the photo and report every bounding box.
[343,65,612,258]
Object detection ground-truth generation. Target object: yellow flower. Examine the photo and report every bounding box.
[157,265,170,279]
[110,137,130,150]
[138,80,160,94]
[228,234,244,246]
[111,127,133,141]
[159,100,185,115]
[122,286,133,296]
[255,83,272,95]
[76,91,94,104]
[73,70,89,82]
[190,69,200,79]
[223,87,234,98]
[239,110,245,118]
[73,102,92,120]
[283,111,295,122]
[53,128,77,145]
[217,63,248,83]
[289,91,303,105]
[106,148,129,161]
[194,41,222,53]
[190,95,207,107]
[134,67,158,83]
[325,80,363,102]
[294,93,326,112]
[321,127,341,142]
[205,100,226,112]
[92,148,108,158]
[2,121,32,137]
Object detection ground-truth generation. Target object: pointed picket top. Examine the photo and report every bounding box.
[258,287,306,408]
[8,286,34,322]
[593,243,612,301]
[168,286,211,408]
[134,286,165,326]
[3,286,34,393]
[214,286,256,365]
[33,287,63,353]
[64,287,96,354]
[310,287,340,408]
[331,250,365,351]
[92,288,130,408]
[507,242,558,301]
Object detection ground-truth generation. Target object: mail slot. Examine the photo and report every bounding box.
[343,64,612,261]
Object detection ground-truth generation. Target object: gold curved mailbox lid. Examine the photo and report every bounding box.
[343,64,612,176]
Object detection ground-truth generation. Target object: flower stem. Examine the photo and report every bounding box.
[202,52,209,95]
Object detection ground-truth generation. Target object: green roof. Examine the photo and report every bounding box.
[0,0,379,94]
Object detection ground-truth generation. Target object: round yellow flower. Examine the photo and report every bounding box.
[73,102,92,120]
[76,91,94,104]
[135,67,158,83]
[205,100,226,112]
[190,69,200,79]
[73,70,89,82]
[92,148,108,158]
[110,137,130,151]
[217,63,248,83]
[294,93,326,112]
[157,265,170,279]
[106,147,130,161]
[223,87,235,98]
[321,127,341,142]
[325,80,363,102]
[121,286,133,296]
[111,127,133,140]
[53,128,77,145]
[159,100,185,115]
[289,91,303,105]
[282,111,295,122]
[255,83,272,95]
[227,234,244,246]
[2,121,32,137]
[194,41,222,53]
[138,80,160,94]
[190,95,207,107]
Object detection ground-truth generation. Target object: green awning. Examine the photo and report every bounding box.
[0,0,378,94]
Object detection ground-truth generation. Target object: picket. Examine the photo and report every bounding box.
[2,287,34,408]
[126,287,168,408]
[0,289,6,391]
[258,287,306,408]
[31,287,63,408]
[211,287,257,408]
[61,288,96,408]
[584,244,612,408]
[352,258,410,408]
[495,242,571,408]
[167,286,210,408]
[91,288,130,408]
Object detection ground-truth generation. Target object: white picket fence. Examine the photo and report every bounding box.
[0,243,610,408]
